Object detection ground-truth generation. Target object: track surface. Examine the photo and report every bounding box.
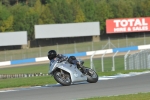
[0,72,150,100]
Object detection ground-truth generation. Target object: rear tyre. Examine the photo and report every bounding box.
[85,67,98,83]
[54,71,71,86]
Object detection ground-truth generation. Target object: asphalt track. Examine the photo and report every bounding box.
[0,72,150,100]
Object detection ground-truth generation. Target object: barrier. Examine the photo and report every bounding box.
[0,73,47,79]
[0,61,11,67]
[11,58,36,65]
[64,52,86,57]
[113,46,138,53]
[86,49,113,56]
[0,44,150,67]
[138,44,150,50]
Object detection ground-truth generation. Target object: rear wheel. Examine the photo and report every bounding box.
[54,71,71,86]
[85,67,98,83]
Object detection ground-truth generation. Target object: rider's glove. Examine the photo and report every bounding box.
[64,56,68,60]
[57,60,62,63]
[77,61,80,65]
[57,54,62,58]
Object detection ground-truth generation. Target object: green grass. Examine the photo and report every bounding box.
[0,76,56,89]
[80,92,150,100]
[0,57,148,89]
[0,64,49,74]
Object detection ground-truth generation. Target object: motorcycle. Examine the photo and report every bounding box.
[49,58,98,86]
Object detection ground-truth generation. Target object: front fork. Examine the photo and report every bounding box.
[60,69,65,78]
[60,69,64,74]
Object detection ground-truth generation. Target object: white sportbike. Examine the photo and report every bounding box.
[49,58,98,86]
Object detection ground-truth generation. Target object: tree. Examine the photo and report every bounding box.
[34,0,42,15]
[38,4,55,24]
[80,0,96,21]
[110,0,133,18]
[0,5,13,32]
[27,0,36,7]
[10,4,29,31]
[25,7,39,40]
[0,16,13,32]
[74,6,85,22]
[140,0,150,17]
[95,0,113,33]
[50,0,74,23]
[73,0,85,22]
[1,0,10,6]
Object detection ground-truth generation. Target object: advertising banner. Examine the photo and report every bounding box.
[0,31,27,46]
[106,17,150,34]
[35,22,100,39]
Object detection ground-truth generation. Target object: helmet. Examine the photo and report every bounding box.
[47,50,57,60]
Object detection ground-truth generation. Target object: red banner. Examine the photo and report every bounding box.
[106,17,150,34]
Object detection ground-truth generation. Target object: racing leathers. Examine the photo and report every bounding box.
[48,54,87,74]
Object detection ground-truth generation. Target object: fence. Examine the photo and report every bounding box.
[0,35,150,62]
[124,49,150,70]
[89,48,150,72]
[0,73,48,79]
[90,51,125,72]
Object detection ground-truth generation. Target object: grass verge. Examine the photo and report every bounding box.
[0,57,148,89]
[80,92,150,100]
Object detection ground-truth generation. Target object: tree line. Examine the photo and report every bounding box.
[0,0,150,40]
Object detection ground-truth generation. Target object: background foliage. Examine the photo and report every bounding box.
[0,0,150,40]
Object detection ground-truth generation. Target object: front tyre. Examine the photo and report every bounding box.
[54,71,71,86]
[85,67,98,83]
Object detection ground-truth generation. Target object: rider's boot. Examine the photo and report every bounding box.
[77,64,88,74]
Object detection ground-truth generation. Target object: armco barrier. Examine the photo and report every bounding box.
[35,57,48,62]
[86,49,113,56]
[113,46,138,53]
[0,44,150,67]
[0,61,11,66]
[11,58,36,65]
[138,44,150,50]
[64,52,86,57]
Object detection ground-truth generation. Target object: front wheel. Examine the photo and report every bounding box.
[54,71,71,86]
[85,67,98,83]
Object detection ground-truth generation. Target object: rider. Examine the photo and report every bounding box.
[47,50,87,74]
